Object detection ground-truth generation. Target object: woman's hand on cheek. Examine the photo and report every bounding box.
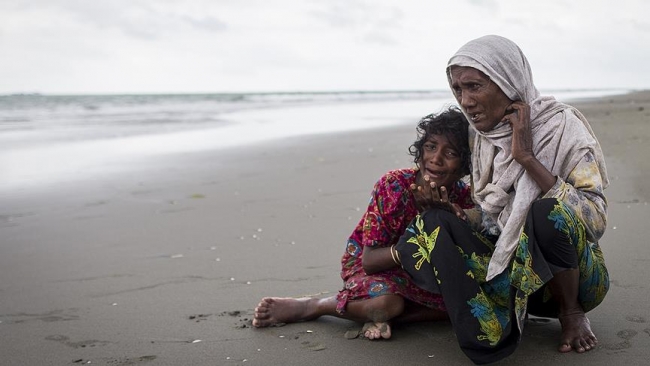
[503,101,535,165]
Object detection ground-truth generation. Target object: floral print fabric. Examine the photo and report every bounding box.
[396,198,609,364]
[335,168,474,314]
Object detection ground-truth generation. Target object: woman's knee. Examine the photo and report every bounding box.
[529,198,559,218]
[528,198,578,270]
[528,198,562,246]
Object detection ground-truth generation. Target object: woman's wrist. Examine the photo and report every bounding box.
[519,155,556,193]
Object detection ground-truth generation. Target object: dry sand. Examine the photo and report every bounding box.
[1,91,649,365]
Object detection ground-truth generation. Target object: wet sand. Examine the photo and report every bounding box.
[1,91,649,365]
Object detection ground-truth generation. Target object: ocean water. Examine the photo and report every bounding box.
[0,89,630,190]
[0,92,440,142]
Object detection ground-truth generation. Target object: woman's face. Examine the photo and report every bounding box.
[449,66,513,132]
[418,133,462,189]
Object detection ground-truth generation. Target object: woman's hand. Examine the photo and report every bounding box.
[502,101,557,193]
[502,101,535,165]
[410,174,467,220]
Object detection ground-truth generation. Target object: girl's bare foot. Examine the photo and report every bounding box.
[252,297,317,327]
[558,312,597,353]
[362,321,392,340]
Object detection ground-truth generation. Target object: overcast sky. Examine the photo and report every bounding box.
[1,0,649,94]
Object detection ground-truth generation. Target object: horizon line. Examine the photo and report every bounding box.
[0,87,636,98]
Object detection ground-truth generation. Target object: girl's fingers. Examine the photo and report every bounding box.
[429,181,441,201]
[439,186,449,202]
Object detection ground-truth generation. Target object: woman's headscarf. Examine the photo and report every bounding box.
[446,35,609,280]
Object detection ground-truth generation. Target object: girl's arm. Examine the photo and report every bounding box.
[362,245,400,274]
[359,171,412,273]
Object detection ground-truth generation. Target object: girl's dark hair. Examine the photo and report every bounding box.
[408,106,471,177]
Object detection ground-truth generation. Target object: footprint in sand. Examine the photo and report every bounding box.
[1,309,79,323]
[188,311,252,328]
[217,310,253,329]
[45,335,110,348]
[603,329,638,350]
[301,341,326,351]
[617,329,638,340]
[625,315,646,323]
[188,314,211,322]
[104,355,157,365]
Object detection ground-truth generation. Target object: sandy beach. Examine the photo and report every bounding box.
[1,91,649,365]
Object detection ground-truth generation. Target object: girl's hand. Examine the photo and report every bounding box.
[410,174,467,220]
[502,101,535,165]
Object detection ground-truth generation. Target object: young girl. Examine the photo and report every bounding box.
[252,107,475,339]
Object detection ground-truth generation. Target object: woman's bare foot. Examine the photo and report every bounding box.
[362,321,392,340]
[252,297,319,327]
[558,312,597,353]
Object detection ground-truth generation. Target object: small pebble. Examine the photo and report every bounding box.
[191,339,201,343]
[230,277,235,281]
[215,258,221,262]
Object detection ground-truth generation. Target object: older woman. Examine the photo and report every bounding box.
[396,35,609,364]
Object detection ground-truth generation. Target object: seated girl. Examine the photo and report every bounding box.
[252,107,476,339]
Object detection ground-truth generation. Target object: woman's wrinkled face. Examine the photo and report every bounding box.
[449,66,513,132]
[418,133,462,189]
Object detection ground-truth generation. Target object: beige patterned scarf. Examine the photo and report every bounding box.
[446,35,609,280]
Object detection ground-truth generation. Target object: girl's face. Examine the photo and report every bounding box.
[449,66,513,132]
[418,133,463,189]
